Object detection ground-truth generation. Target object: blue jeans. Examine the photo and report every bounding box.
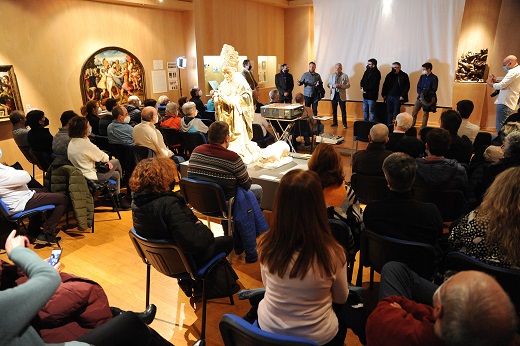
[379,262,438,306]
[496,104,515,133]
[363,99,376,122]
[386,96,401,125]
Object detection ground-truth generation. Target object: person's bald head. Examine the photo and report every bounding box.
[395,112,413,131]
[433,271,517,346]
[503,55,518,66]
[141,106,157,122]
[369,123,389,143]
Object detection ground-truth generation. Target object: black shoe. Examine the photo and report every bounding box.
[110,306,124,317]
[34,232,61,246]
[117,194,132,211]
[331,123,338,127]
[343,124,347,129]
[136,304,157,325]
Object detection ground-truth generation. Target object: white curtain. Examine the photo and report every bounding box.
[313,0,466,106]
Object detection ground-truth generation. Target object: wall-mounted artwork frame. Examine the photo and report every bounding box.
[0,65,23,122]
[80,47,146,108]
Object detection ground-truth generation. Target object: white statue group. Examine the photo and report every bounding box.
[213,44,291,167]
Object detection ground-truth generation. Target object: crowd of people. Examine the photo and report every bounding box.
[1,53,520,346]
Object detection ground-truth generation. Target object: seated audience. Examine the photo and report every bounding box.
[26,109,53,156]
[98,98,118,136]
[130,158,233,267]
[157,95,169,117]
[253,111,274,138]
[206,90,215,111]
[0,161,68,245]
[456,99,479,143]
[83,100,101,136]
[440,109,473,164]
[292,92,323,148]
[0,230,173,346]
[386,112,424,157]
[188,121,262,203]
[352,123,392,176]
[366,262,517,346]
[9,110,29,148]
[308,143,362,254]
[125,95,142,125]
[189,86,206,117]
[107,105,134,146]
[363,153,443,248]
[180,102,208,134]
[253,89,264,113]
[415,128,468,193]
[133,106,176,159]
[52,110,77,156]
[67,116,130,210]
[268,89,279,104]
[160,102,182,130]
[177,96,188,116]
[143,98,157,108]
[476,131,520,200]
[450,167,520,268]
[467,145,503,205]
[258,169,349,345]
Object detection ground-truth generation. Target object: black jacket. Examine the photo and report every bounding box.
[190,96,206,117]
[360,67,381,100]
[275,72,294,102]
[381,70,410,102]
[415,158,468,193]
[27,127,54,155]
[132,192,215,260]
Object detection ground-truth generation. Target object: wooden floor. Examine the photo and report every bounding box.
[1,119,382,346]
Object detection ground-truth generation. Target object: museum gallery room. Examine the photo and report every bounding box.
[1,0,520,345]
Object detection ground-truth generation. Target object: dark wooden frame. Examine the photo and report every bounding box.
[0,65,23,121]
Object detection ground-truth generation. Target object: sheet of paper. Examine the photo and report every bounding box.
[259,175,279,181]
[151,70,167,93]
[153,60,164,70]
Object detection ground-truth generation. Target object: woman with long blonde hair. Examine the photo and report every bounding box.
[449,166,520,268]
[257,169,349,345]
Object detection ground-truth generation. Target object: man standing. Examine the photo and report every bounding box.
[382,62,410,125]
[360,58,381,122]
[274,64,294,104]
[298,62,323,117]
[242,60,258,91]
[486,55,520,133]
[411,62,438,128]
[328,63,350,128]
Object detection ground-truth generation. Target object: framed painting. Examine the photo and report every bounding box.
[80,47,146,109]
[0,65,23,122]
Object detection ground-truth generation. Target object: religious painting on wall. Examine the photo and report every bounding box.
[0,65,23,122]
[80,47,146,109]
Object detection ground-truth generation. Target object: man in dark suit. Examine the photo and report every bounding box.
[363,152,443,248]
[241,60,258,91]
[274,64,294,104]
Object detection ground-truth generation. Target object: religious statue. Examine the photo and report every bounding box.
[455,49,488,82]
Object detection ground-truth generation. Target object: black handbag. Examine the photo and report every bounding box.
[95,161,110,173]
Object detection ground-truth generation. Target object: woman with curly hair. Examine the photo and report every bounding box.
[129,157,233,267]
[449,166,520,268]
[257,169,349,345]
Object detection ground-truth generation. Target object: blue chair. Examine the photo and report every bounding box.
[0,197,55,235]
[129,229,234,346]
[356,229,436,288]
[180,131,207,158]
[350,121,377,164]
[219,314,318,346]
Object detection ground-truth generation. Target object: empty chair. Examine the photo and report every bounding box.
[219,314,318,346]
[350,121,377,163]
[179,177,234,237]
[473,131,492,153]
[179,131,207,158]
[350,173,389,204]
[18,145,37,176]
[444,251,520,317]
[91,135,111,154]
[203,110,216,122]
[412,186,465,222]
[159,127,183,155]
[129,229,234,345]
[356,229,436,288]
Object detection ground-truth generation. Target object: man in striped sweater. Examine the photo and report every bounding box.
[187,121,263,204]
